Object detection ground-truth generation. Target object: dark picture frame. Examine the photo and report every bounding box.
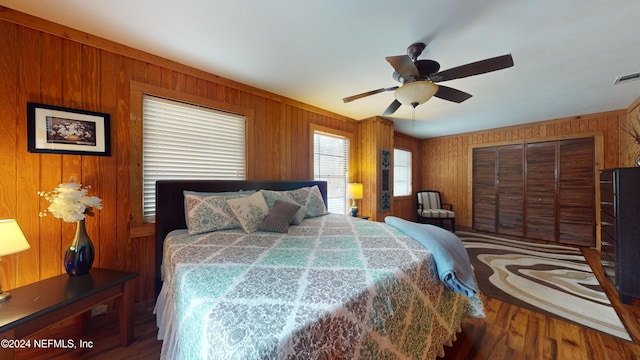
[27,102,111,156]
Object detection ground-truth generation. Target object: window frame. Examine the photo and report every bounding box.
[141,94,247,222]
[129,81,254,236]
[310,124,354,215]
[393,148,413,198]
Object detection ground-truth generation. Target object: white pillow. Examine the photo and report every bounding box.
[226,192,269,233]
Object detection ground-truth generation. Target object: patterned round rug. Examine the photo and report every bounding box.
[457,231,632,341]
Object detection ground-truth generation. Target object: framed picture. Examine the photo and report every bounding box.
[27,102,111,156]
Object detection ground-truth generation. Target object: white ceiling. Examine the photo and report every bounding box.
[2,0,640,138]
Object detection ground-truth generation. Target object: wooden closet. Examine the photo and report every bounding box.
[472,137,595,246]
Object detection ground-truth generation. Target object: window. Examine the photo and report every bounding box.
[142,95,246,221]
[393,148,412,196]
[313,131,350,214]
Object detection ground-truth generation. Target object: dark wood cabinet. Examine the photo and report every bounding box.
[472,137,595,246]
[600,167,640,304]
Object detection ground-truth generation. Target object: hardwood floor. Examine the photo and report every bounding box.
[14,302,162,360]
[442,247,640,360]
[14,248,640,360]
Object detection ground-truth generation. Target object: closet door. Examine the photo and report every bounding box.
[472,147,497,232]
[497,144,524,236]
[525,142,557,241]
[558,137,595,246]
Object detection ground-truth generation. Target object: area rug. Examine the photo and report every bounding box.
[457,231,632,341]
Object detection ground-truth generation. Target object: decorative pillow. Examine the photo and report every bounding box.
[258,200,301,233]
[184,192,248,235]
[279,195,307,224]
[184,190,256,197]
[183,190,255,225]
[284,185,328,218]
[226,191,270,233]
[260,189,283,208]
[260,190,306,224]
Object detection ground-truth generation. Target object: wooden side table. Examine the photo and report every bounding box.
[0,268,137,359]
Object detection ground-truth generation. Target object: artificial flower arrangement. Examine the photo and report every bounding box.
[38,177,103,222]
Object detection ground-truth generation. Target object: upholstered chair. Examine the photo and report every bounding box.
[416,190,456,232]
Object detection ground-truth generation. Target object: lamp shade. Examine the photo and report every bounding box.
[0,219,31,257]
[394,81,439,107]
[347,183,363,200]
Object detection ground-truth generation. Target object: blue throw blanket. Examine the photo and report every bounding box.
[385,216,477,297]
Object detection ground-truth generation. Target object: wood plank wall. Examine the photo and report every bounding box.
[625,96,640,166]
[0,9,357,303]
[420,110,629,229]
[391,132,421,221]
[355,117,395,221]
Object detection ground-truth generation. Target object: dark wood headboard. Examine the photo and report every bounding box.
[154,179,328,297]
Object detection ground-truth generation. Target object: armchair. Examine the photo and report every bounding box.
[416,190,456,232]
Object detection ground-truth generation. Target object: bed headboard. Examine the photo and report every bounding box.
[154,179,328,297]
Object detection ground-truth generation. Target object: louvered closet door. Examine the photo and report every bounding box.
[472,138,595,246]
[497,144,524,236]
[472,147,497,232]
[526,142,557,241]
[558,137,595,246]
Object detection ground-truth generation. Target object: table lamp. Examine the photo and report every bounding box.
[347,183,363,217]
[0,219,31,302]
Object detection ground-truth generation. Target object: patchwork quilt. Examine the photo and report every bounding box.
[155,214,484,359]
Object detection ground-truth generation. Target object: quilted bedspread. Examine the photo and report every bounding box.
[155,214,484,359]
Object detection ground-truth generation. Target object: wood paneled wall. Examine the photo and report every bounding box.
[0,9,357,303]
[355,117,394,221]
[625,96,640,166]
[392,132,421,221]
[420,110,628,229]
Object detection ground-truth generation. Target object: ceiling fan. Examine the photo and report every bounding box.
[343,42,514,115]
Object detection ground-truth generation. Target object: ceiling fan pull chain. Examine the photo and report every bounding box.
[412,108,416,135]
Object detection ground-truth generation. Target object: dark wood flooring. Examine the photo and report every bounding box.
[13,248,640,360]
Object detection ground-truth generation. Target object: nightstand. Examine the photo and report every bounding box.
[0,268,137,359]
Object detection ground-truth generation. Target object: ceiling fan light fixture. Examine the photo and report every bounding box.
[394,81,439,107]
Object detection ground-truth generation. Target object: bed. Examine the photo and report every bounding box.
[154,180,484,359]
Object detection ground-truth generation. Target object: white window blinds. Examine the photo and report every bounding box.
[142,95,246,221]
[313,131,349,214]
[393,148,412,196]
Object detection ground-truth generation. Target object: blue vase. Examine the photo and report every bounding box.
[64,219,95,276]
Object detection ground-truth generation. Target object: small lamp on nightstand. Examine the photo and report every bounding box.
[347,183,363,217]
[0,219,31,302]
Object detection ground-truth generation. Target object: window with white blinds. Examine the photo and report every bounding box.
[313,131,349,215]
[142,95,246,221]
[393,148,412,196]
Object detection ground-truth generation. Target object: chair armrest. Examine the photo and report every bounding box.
[442,203,454,211]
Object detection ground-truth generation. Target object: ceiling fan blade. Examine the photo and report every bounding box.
[431,54,514,82]
[433,85,472,103]
[382,99,402,116]
[343,86,398,103]
[385,55,419,79]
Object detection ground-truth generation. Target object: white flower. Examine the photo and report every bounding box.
[38,178,103,222]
